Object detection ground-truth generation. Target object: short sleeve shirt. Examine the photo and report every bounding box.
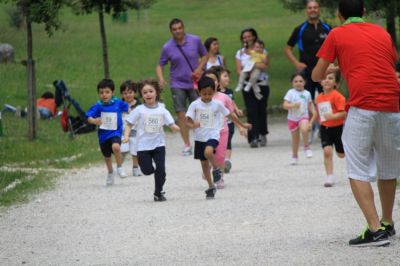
[186,98,230,142]
[125,103,175,151]
[86,98,129,144]
[158,34,207,89]
[316,22,399,112]
[287,21,330,68]
[284,88,312,121]
[316,90,346,127]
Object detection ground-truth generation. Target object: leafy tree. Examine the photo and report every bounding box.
[69,0,156,78]
[0,0,64,139]
[126,0,157,23]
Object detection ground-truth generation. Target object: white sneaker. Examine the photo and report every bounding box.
[106,171,115,186]
[182,145,192,156]
[235,85,242,92]
[243,83,252,92]
[117,167,128,179]
[132,167,141,176]
[324,176,334,187]
[290,157,298,165]
[304,148,313,158]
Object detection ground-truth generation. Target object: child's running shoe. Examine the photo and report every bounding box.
[205,187,216,199]
[324,176,334,187]
[304,148,313,158]
[349,227,390,247]
[182,145,192,156]
[132,167,141,176]
[212,168,222,183]
[381,222,396,237]
[154,192,167,202]
[106,171,115,186]
[216,178,225,189]
[290,156,298,165]
[224,160,232,173]
[117,167,128,179]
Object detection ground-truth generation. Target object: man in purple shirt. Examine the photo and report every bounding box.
[156,18,208,156]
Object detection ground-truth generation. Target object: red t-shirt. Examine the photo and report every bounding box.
[317,22,400,112]
[316,89,346,127]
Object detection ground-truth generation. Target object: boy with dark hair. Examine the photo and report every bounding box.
[86,78,129,186]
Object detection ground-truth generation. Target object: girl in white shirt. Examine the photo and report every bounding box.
[283,73,316,165]
[123,79,180,202]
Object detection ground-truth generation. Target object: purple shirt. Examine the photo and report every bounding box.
[158,33,207,89]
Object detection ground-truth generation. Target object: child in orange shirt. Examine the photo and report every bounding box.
[37,91,57,119]
[316,72,346,187]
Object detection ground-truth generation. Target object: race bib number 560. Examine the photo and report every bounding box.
[144,114,163,133]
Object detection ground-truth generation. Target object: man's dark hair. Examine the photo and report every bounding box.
[97,78,115,92]
[169,18,184,29]
[339,0,364,19]
[198,76,216,91]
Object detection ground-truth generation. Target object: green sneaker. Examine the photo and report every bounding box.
[381,222,396,237]
[349,227,390,247]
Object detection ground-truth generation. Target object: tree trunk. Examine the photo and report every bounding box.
[386,5,397,49]
[98,10,109,78]
[26,18,37,140]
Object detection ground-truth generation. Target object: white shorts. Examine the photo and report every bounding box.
[342,107,400,182]
[121,136,138,156]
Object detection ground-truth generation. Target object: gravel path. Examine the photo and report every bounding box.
[1,119,399,265]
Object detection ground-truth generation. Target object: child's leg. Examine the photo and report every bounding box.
[291,129,300,157]
[112,143,123,167]
[152,146,166,195]
[214,128,229,172]
[132,155,139,167]
[323,145,334,176]
[104,156,113,173]
[225,123,235,160]
[137,150,154,176]
[204,146,218,169]
[249,68,261,86]
[200,160,213,187]
[235,72,249,91]
[299,120,310,147]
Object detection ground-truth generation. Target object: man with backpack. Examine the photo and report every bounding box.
[284,0,331,100]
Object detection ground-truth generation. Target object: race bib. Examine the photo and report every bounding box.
[100,112,117,130]
[196,109,214,128]
[318,101,332,122]
[144,114,163,133]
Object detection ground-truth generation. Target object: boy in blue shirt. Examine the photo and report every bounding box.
[86,78,129,186]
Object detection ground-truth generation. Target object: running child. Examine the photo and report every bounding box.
[316,72,346,187]
[212,66,244,173]
[86,78,129,186]
[123,79,180,202]
[283,73,317,165]
[202,68,250,189]
[120,80,142,176]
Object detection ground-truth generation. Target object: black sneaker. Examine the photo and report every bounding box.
[349,227,390,247]
[212,168,222,183]
[250,139,258,148]
[259,135,267,147]
[205,187,216,199]
[154,192,167,202]
[381,222,396,237]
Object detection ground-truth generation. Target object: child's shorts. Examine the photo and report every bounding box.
[194,139,219,161]
[121,136,138,156]
[100,137,121,157]
[320,124,344,153]
[288,118,309,132]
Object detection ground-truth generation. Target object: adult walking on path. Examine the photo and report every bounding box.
[312,0,400,247]
[235,28,270,148]
[156,18,208,156]
[285,0,331,100]
[1,120,399,264]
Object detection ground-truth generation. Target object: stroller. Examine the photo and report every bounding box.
[54,80,96,138]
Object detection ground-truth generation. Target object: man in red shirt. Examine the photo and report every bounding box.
[312,0,400,247]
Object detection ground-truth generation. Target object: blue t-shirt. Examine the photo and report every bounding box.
[86,97,129,144]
